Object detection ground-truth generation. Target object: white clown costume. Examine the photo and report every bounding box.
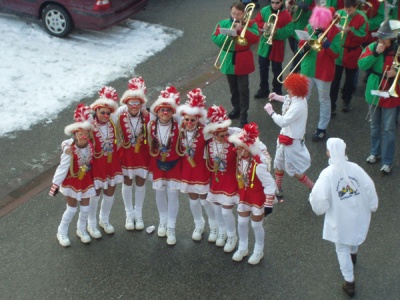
[309,138,378,292]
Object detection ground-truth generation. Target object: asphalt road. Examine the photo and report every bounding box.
[0,0,399,299]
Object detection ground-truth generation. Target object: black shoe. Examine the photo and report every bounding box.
[254,89,269,99]
[342,104,351,113]
[228,109,240,119]
[240,120,248,128]
[342,281,355,297]
[312,129,326,142]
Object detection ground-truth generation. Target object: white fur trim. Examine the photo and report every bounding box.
[150,97,178,114]
[120,89,147,105]
[90,97,119,112]
[228,134,261,156]
[64,120,92,135]
[203,119,231,136]
[176,104,207,124]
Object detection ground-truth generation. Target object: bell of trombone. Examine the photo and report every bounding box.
[236,3,256,47]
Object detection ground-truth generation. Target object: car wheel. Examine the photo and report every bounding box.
[42,4,73,38]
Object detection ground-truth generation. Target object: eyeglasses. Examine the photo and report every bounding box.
[184,118,196,122]
[271,2,281,4]
[160,108,173,113]
[99,111,111,115]
[127,101,141,107]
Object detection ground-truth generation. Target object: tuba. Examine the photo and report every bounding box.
[264,12,279,45]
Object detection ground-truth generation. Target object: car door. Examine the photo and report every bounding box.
[1,0,40,16]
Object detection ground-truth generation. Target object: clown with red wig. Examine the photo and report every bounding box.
[264,73,314,200]
[50,104,96,247]
[299,6,341,142]
[148,86,182,246]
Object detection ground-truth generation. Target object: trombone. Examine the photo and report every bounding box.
[388,46,400,97]
[264,12,279,45]
[277,15,341,83]
[289,0,302,23]
[365,65,389,122]
[214,3,256,69]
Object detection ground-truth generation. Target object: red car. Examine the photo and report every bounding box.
[0,0,149,38]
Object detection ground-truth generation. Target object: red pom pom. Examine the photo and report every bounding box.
[128,77,147,93]
[74,103,92,123]
[187,88,206,108]
[241,122,259,146]
[99,86,118,101]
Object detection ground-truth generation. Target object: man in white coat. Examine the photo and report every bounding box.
[309,138,378,297]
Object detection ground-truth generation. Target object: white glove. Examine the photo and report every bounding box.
[269,92,285,102]
[264,103,274,116]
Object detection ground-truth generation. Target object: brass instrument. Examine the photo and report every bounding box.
[340,14,349,41]
[214,18,237,70]
[365,65,389,121]
[388,47,400,97]
[214,3,256,69]
[277,15,340,83]
[236,3,256,46]
[358,1,374,19]
[289,0,302,23]
[264,12,279,45]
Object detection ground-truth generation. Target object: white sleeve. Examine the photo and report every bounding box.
[362,169,379,212]
[271,101,304,128]
[309,170,331,216]
[256,164,276,195]
[52,147,72,186]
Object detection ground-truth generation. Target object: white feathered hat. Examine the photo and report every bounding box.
[150,86,180,115]
[120,76,148,105]
[176,88,207,124]
[228,122,261,156]
[203,105,232,137]
[90,86,119,112]
[64,103,93,135]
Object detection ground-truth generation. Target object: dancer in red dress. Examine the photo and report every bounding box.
[117,77,150,231]
[87,86,123,238]
[50,104,96,247]
[228,122,276,265]
[203,105,239,253]
[176,88,216,242]
[148,86,182,245]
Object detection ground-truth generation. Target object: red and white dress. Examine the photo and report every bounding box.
[117,107,150,180]
[91,119,123,189]
[178,125,210,195]
[148,118,182,190]
[52,139,96,200]
[205,137,239,205]
[237,155,276,216]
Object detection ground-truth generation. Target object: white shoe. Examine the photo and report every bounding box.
[381,164,392,174]
[366,154,380,164]
[192,227,204,241]
[99,221,115,234]
[125,218,135,231]
[208,227,218,243]
[87,225,102,239]
[135,217,144,230]
[166,227,176,245]
[76,230,91,244]
[215,232,227,247]
[158,223,167,237]
[57,233,71,247]
[224,236,238,253]
[248,252,264,265]
[232,248,249,262]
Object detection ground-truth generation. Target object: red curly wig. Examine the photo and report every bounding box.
[284,73,309,98]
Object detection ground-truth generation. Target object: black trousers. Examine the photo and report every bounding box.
[226,74,249,122]
[330,65,357,111]
[258,55,283,94]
